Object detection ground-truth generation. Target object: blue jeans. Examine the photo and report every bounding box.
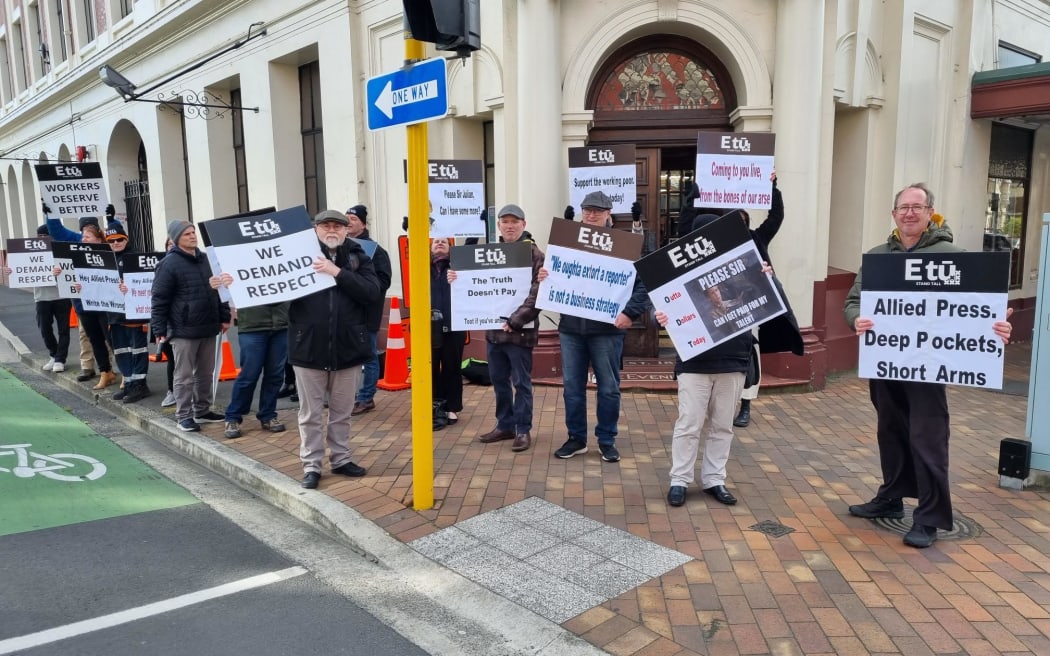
[486,341,534,433]
[356,332,379,403]
[225,329,288,423]
[560,331,624,445]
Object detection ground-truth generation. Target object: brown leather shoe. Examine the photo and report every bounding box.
[351,400,375,416]
[93,371,117,390]
[511,431,531,452]
[478,427,514,443]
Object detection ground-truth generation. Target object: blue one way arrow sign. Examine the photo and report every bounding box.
[366,57,449,131]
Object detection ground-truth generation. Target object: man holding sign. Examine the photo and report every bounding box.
[844,183,1013,548]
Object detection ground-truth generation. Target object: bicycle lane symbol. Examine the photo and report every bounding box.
[0,443,107,481]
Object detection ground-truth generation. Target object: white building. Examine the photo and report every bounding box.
[1,0,1047,385]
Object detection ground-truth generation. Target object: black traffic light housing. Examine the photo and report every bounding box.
[403,0,480,59]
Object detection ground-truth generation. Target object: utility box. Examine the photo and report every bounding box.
[1026,213,1050,475]
[999,438,1032,479]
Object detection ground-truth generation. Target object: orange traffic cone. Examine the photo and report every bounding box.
[69,306,78,328]
[218,332,240,381]
[377,297,411,391]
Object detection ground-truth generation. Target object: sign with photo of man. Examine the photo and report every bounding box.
[70,248,123,312]
[35,162,111,220]
[694,132,775,210]
[568,145,636,215]
[5,236,55,289]
[448,242,534,330]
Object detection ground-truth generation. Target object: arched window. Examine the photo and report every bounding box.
[594,51,726,111]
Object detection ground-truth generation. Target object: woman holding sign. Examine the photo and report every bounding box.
[430,238,467,426]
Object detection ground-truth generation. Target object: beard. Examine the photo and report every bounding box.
[323,234,342,249]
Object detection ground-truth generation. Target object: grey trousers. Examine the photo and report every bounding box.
[669,372,745,488]
[170,336,218,422]
[294,365,362,474]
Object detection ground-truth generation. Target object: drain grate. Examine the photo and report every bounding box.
[873,508,982,541]
[749,519,795,538]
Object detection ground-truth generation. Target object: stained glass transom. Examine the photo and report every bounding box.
[594,52,725,111]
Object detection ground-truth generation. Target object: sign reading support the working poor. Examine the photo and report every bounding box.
[449,242,535,330]
[635,212,786,359]
[5,237,55,288]
[35,163,110,220]
[568,145,636,215]
[51,242,110,299]
[536,218,643,324]
[198,206,334,309]
[71,248,123,312]
[694,132,775,210]
[858,252,1010,389]
[121,252,163,320]
[429,160,485,238]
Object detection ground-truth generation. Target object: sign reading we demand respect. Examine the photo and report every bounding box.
[568,145,636,215]
[199,206,334,309]
[536,218,643,324]
[694,132,775,210]
[35,163,110,220]
[858,252,1010,389]
[449,242,534,331]
[5,236,54,289]
[635,212,786,359]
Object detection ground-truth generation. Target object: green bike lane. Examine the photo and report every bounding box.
[0,366,198,537]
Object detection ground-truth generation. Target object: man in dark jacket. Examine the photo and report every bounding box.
[151,220,231,432]
[345,204,392,416]
[292,210,382,490]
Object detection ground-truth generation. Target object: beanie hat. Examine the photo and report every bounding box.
[105,204,116,219]
[689,213,722,234]
[104,221,128,242]
[167,219,193,245]
[79,216,100,230]
[37,224,49,236]
[346,204,368,223]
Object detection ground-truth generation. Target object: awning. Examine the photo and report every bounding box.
[971,62,1050,121]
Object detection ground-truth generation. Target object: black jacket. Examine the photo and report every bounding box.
[150,247,230,340]
[288,238,381,370]
[675,332,753,376]
[558,274,650,336]
[353,230,392,332]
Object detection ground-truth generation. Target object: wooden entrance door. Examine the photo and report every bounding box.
[620,147,661,357]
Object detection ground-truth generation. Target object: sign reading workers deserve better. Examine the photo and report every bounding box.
[5,237,55,289]
[198,206,334,309]
[35,163,110,219]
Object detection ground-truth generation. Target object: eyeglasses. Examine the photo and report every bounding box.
[893,204,930,214]
[317,222,347,230]
[109,237,127,243]
[581,207,608,215]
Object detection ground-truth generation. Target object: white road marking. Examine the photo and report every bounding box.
[0,566,308,654]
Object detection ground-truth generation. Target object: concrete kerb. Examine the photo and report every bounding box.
[4,327,610,656]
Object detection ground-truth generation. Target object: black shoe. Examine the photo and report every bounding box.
[351,400,375,416]
[194,411,225,423]
[76,370,96,382]
[289,393,299,403]
[331,461,367,477]
[703,484,737,505]
[667,486,687,507]
[112,386,127,401]
[599,443,620,463]
[177,418,201,432]
[903,523,938,548]
[554,438,588,459]
[733,406,751,427]
[123,382,150,404]
[848,496,904,519]
[301,471,321,489]
[277,383,296,399]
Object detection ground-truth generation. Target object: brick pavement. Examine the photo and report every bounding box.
[183,344,1050,656]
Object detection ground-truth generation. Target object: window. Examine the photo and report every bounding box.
[997,42,1040,69]
[299,61,326,216]
[231,88,249,213]
[0,37,13,102]
[984,123,1033,288]
[120,0,135,19]
[29,4,46,76]
[179,110,193,221]
[48,0,68,63]
[13,20,29,92]
[81,0,96,44]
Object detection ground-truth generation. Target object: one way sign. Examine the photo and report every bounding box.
[366,57,449,131]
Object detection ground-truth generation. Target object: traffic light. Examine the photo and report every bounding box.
[402,0,480,59]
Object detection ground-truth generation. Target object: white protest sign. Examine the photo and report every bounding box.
[198,206,334,309]
[5,237,55,288]
[71,248,123,312]
[429,160,485,238]
[51,241,110,299]
[35,163,110,220]
[121,252,163,321]
[449,242,535,330]
[568,145,636,214]
[635,212,786,359]
[536,218,643,324]
[694,132,775,210]
[857,252,1010,389]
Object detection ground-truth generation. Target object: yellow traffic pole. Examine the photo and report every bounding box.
[405,36,434,510]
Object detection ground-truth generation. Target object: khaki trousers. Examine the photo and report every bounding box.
[294,366,362,474]
[669,372,745,488]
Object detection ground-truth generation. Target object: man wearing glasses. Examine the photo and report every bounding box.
[844,183,1012,548]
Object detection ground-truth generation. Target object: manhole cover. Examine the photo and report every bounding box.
[749,520,795,538]
[873,508,981,541]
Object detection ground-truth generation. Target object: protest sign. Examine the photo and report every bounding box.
[635,212,786,359]
[568,145,636,214]
[121,252,163,321]
[449,242,535,330]
[198,206,333,309]
[536,218,643,324]
[71,248,123,312]
[35,162,110,220]
[694,132,775,210]
[429,160,485,238]
[52,241,110,298]
[858,252,1010,389]
[5,236,55,289]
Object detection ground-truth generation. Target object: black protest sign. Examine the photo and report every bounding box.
[449,242,535,330]
[52,241,110,298]
[122,252,164,320]
[35,163,110,219]
[5,236,54,289]
[70,248,123,312]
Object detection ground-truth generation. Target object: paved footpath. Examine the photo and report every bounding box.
[2,283,1049,656]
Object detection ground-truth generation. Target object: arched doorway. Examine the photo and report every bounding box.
[586,37,737,356]
[107,120,153,251]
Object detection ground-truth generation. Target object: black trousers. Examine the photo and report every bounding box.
[37,298,72,363]
[432,331,466,412]
[79,310,113,373]
[869,379,952,529]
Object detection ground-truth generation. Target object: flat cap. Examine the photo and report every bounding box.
[313,209,349,226]
[497,203,526,220]
[581,190,613,210]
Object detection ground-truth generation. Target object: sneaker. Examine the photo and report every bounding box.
[903,523,938,548]
[599,443,621,463]
[331,461,367,477]
[161,391,176,408]
[52,362,66,373]
[554,438,588,459]
[177,418,201,432]
[848,496,904,519]
[224,421,242,439]
[260,417,286,433]
[42,357,55,371]
[194,411,224,423]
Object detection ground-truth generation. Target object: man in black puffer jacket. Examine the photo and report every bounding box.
[152,220,231,433]
[292,210,381,490]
